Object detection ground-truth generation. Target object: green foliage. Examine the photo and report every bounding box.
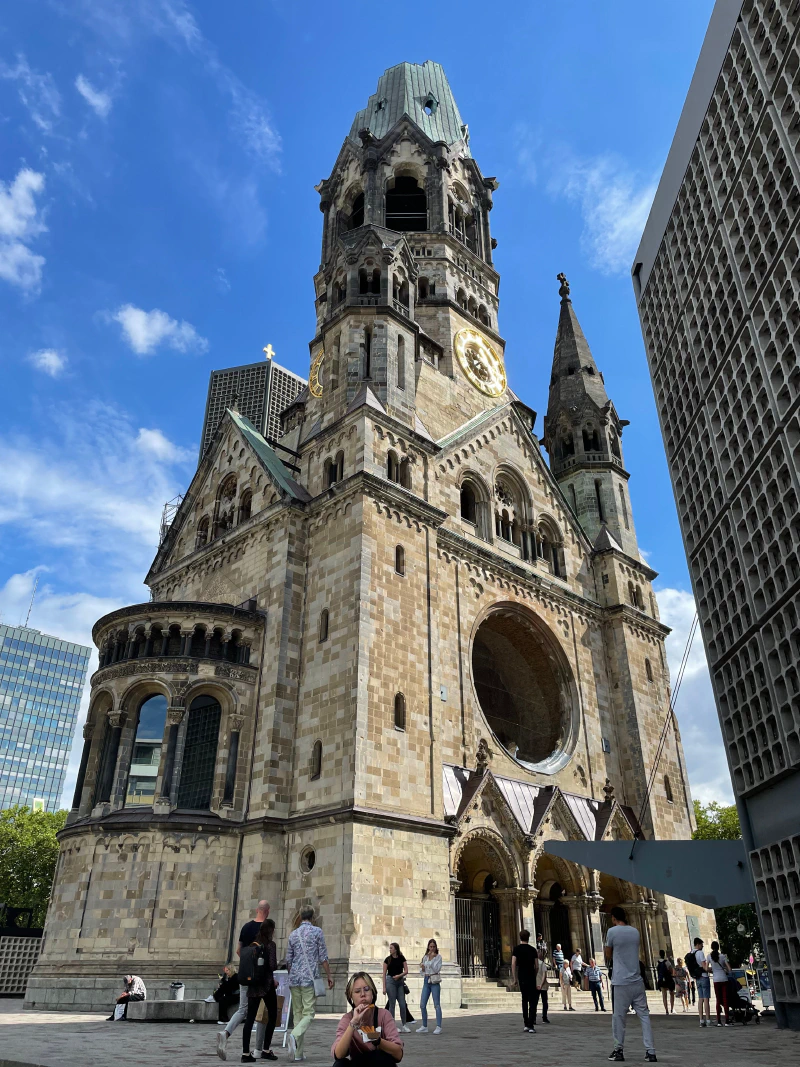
[0,806,67,927]
[692,799,742,840]
[692,800,760,966]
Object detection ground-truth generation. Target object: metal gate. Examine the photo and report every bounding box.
[549,900,572,959]
[455,897,501,979]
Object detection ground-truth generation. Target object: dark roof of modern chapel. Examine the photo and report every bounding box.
[348,61,470,155]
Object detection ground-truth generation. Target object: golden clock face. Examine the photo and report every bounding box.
[309,347,324,398]
[454,328,506,397]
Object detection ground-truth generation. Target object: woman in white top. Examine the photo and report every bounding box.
[559,962,575,1010]
[417,939,443,1034]
[570,950,584,988]
[707,941,732,1025]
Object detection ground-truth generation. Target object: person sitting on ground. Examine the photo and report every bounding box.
[213,964,241,1024]
[108,974,146,1020]
[332,972,404,1065]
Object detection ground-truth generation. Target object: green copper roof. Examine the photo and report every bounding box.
[228,409,307,500]
[349,61,470,155]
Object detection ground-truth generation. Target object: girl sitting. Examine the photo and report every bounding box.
[332,972,404,1065]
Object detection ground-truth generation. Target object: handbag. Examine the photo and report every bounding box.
[298,926,327,997]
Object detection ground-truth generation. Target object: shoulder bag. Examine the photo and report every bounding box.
[299,927,327,997]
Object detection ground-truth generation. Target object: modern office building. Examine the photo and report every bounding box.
[198,356,307,461]
[632,0,800,1027]
[0,624,91,812]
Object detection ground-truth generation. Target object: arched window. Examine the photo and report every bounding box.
[394,693,406,730]
[457,287,468,310]
[387,450,400,483]
[559,434,575,459]
[319,608,329,643]
[467,295,478,318]
[478,304,490,326]
[538,520,565,578]
[238,489,252,524]
[664,775,674,803]
[370,268,380,294]
[346,192,364,231]
[460,483,477,523]
[310,740,322,780]
[334,276,347,306]
[166,624,182,656]
[363,325,372,379]
[610,432,622,460]
[215,474,237,537]
[628,582,636,605]
[500,508,512,542]
[385,175,427,231]
[196,516,209,549]
[582,426,601,453]
[395,545,405,576]
[397,336,405,390]
[359,267,369,295]
[177,694,221,810]
[398,458,411,490]
[645,658,653,682]
[124,694,167,807]
[189,626,206,658]
[418,277,429,300]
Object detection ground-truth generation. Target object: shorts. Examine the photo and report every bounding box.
[696,975,711,998]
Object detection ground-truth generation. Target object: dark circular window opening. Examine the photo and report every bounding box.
[471,609,571,770]
[300,848,316,873]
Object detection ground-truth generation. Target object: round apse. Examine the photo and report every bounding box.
[471,607,576,772]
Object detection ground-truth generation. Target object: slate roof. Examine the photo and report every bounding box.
[546,292,610,426]
[229,410,310,501]
[349,61,470,154]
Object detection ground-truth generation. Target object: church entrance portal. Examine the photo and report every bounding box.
[454,836,510,980]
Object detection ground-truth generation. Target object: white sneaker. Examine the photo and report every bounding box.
[401,1025,412,1033]
[433,1026,443,1035]
[216,1030,228,1061]
[416,1025,428,1033]
[287,1033,297,1061]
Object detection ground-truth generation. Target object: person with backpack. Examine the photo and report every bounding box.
[656,950,675,1014]
[685,937,711,1027]
[237,919,278,1063]
[332,971,404,1064]
[707,941,733,1025]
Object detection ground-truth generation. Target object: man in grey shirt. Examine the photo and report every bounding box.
[604,906,656,1062]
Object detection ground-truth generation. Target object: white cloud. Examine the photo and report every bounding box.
[135,426,191,462]
[549,152,657,276]
[28,348,66,376]
[0,168,47,293]
[216,266,230,293]
[0,55,61,132]
[107,303,208,356]
[656,587,733,805]
[75,74,112,118]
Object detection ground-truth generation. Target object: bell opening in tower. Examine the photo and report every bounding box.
[385,175,428,231]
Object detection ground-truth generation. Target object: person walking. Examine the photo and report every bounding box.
[570,949,584,989]
[605,906,656,1062]
[585,958,606,1011]
[708,941,732,1026]
[532,949,550,1024]
[107,974,146,1020]
[536,932,547,958]
[382,943,411,1033]
[218,900,270,1060]
[656,950,675,1014]
[689,937,712,1027]
[552,943,565,973]
[511,930,538,1032]
[417,939,443,1034]
[559,960,575,1010]
[331,972,404,1065]
[672,959,689,1012]
[286,905,334,1062]
[240,919,279,1064]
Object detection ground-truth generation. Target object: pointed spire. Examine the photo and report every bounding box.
[547,274,609,416]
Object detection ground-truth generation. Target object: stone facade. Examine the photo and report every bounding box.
[29,60,714,1014]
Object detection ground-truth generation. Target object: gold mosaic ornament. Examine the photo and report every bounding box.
[309,347,324,397]
[454,328,506,397]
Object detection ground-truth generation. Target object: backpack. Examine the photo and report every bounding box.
[684,949,703,980]
[239,942,266,985]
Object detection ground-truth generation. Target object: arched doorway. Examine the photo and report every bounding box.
[454,833,514,979]
[547,882,572,960]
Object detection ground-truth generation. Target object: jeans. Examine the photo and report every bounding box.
[385,975,408,1024]
[519,980,535,1028]
[243,986,277,1054]
[611,980,654,1052]
[532,988,548,1021]
[290,984,317,1056]
[696,975,711,1000]
[420,977,442,1028]
[225,984,249,1036]
[589,980,605,1010]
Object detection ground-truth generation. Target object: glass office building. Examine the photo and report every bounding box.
[0,624,91,812]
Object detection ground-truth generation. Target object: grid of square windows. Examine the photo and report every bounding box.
[0,625,91,812]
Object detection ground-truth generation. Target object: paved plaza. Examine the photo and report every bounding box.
[1,994,796,1067]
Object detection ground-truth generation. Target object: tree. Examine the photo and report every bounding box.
[692,800,761,966]
[0,806,67,928]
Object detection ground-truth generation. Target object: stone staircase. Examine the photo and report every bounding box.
[459,977,522,1011]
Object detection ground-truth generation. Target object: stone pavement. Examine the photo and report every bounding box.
[1,996,796,1067]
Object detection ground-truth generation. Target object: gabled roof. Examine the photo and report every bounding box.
[228,410,310,501]
[346,383,387,416]
[593,525,623,553]
[348,61,470,155]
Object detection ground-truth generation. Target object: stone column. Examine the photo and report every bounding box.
[96,711,125,805]
[642,900,659,989]
[585,892,605,962]
[223,715,244,805]
[71,722,94,811]
[179,628,193,657]
[562,894,585,954]
[159,708,185,803]
[538,901,554,950]
[123,632,135,660]
[143,626,154,658]
[159,629,170,656]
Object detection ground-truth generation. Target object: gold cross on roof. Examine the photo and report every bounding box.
[263,344,275,360]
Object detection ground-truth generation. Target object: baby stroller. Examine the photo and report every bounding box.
[726,975,760,1025]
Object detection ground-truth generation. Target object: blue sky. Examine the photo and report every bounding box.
[0,0,729,806]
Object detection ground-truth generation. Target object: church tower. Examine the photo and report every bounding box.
[543,274,639,559]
